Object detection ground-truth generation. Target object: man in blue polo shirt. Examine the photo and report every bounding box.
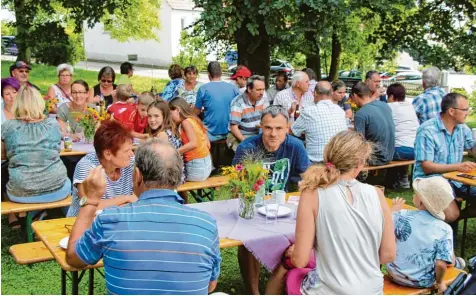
[66,140,221,295]
[195,61,240,142]
[414,93,476,221]
[233,105,310,294]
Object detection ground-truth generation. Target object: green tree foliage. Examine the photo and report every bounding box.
[172,30,208,71]
[1,20,16,35]
[2,0,161,64]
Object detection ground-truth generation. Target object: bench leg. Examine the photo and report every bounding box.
[72,271,79,295]
[88,269,95,295]
[61,269,66,295]
[26,212,34,242]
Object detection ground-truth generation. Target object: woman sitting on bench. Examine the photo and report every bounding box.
[1,86,71,212]
[266,130,396,294]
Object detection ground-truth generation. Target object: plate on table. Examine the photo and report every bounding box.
[257,204,292,218]
[59,236,69,249]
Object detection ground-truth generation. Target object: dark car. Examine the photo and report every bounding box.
[338,70,362,88]
[1,36,18,56]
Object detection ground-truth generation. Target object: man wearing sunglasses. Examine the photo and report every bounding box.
[9,61,40,91]
[414,92,476,221]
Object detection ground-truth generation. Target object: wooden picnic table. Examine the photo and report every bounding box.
[443,169,476,257]
[31,192,414,295]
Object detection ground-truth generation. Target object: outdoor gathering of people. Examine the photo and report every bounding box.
[2,58,476,295]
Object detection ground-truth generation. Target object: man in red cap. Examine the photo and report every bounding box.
[9,61,40,90]
[231,65,252,93]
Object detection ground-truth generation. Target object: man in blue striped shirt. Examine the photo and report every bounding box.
[66,140,221,295]
[412,67,446,124]
[413,93,476,221]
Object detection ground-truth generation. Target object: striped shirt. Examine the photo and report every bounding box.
[412,87,446,124]
[230,92,269,135]
[75,189,221,295]
[272,88,315,121]
[66,153,134,217]
[291,100,348,162]
[413,116,474,183]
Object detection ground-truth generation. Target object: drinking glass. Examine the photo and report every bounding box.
[265,198,279,224]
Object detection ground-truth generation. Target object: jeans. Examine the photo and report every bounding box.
[393,146,415,160]
[185,155,212,182]
[207,131,227,142]
[8,178,72,203]
[450,180,476,199]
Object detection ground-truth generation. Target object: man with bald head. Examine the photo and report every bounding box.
[273,71,314,122]
[291,81,348,163]
[66,139,221,295]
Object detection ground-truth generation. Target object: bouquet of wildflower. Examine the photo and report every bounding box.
[348,97,360,113]
[220,161,268,219]
[76,107,110,143]
[43,96,59,115]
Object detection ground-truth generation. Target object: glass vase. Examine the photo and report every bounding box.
[238,194,255,219]
[84,133,94,144]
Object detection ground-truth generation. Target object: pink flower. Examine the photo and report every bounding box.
[235,164,244,171]
[256,179,264,186]
[253,184,260,191]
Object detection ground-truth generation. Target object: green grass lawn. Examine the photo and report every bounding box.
[1,61,168,94]
[1,62,476,294]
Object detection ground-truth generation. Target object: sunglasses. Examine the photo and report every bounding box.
[101,79,113,84]
[64,224,73,233]
[17,69,30,74]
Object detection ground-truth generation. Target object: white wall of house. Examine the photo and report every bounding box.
[83,2,201,67]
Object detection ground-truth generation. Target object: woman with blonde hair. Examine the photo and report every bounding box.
[266,130,396,295]
[1,86,70,204]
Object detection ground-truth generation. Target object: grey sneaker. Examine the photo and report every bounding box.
[454,257,466,269]
[398,175,410,189]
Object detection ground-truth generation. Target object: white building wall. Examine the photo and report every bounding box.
[84,3,174,66]
[170,10,201,57]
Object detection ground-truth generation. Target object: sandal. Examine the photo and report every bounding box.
[8,218,21,230]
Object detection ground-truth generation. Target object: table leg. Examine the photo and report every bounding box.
[88,269,94,295]
[61,269,66,295]
[461,186,471,258]
[26,212,34,242]
[72,271,79,295]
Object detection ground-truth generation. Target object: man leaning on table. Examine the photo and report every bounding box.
[413,92,476,221]
[66,139,221,295]
[233,105,311,295]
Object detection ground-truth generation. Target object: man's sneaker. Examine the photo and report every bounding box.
[398,175,410,189]
[454,257,466,269]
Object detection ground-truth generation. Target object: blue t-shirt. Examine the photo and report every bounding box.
[75,189,221,295]
[354,100,395,166]
[194,81,240,136]
[233,134,310,190]
[386,210,453,288]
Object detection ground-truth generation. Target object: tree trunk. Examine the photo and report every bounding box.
[235,16,270,87]
[328,28,342,82]
[304,31,321,80]
[14,0,31,64]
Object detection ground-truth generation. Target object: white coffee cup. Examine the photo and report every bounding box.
[272,190,286,205]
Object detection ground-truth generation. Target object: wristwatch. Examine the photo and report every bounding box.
[79,196,100,208]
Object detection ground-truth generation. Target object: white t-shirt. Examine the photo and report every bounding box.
[387,101,420,148]
[66,153,134,217]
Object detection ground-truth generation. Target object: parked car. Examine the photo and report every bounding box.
[228,59,294,78]
[382,71,422,85]
[1,36,18,56]
[338,70,362,88]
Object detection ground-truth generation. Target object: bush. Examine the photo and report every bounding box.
[172,30,208,71]
[28,21,84,66]
[452,87,476,116]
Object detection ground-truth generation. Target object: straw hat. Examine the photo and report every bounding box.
[413,176,454,220]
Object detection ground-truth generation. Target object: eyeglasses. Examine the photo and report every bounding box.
[60,74,72,77]
[452,107,472,112]
[101,79,113,84]
[18,69,29,74]
[72,91,88,95]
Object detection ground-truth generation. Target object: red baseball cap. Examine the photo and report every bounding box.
[231,67,252,80]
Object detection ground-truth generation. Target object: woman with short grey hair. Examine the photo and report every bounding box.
[46,63,74,112]
[422,66,441,89]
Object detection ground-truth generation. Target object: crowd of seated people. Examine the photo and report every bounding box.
[2,59,475,295]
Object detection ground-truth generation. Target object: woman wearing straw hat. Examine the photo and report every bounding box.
[387,176,465,294]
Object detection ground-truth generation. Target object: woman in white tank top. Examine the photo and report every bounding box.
[266,130,396,295]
